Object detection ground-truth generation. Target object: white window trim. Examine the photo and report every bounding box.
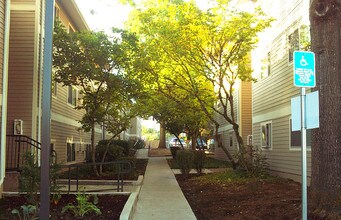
[288,117,311,151]
[261,120,272,150]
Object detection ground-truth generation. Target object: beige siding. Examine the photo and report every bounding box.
[240,81,252,143]
[7,10,35,136]
[252,116,311,182]
[51,120,102,164]
[251,0,310,182]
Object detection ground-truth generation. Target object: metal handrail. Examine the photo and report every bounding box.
[6,135,57,171]
[60,160,133,193]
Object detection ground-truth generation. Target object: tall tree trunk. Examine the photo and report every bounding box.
[158,122,166,148]
[309,0,341,213]
[91,123,99,176]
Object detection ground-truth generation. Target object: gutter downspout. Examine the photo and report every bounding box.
[1,0,11,185]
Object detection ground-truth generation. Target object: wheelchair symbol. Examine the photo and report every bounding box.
[300,56,308,67]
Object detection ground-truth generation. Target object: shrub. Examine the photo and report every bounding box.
[19,153,62,206]
[129,138,145,149]
[176,150,194,176]
[95,140,127,163]
[193,150,206,174]
[19,153,40,205]
[236,145,269,177]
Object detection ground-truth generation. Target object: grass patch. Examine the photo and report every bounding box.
[167,157,231,169]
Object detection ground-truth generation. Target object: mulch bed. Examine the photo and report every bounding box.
[176,174,302,220]
[0,194,128,219]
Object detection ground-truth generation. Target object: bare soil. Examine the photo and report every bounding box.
[175,174,303,220]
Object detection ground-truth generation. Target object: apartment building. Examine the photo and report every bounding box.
[251,0,311,182]
[6,0,99,169]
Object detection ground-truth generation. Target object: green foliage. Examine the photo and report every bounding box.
[127,0,273,167]
[19,153,40,205]
[11,205,38,220]
[129,138,146,150]
[19,153,63,205]
[53,20,140,175]
[176,150,194,176]
[62,190,101,218]
[193,150,206,174]
[235,145,269,178]
[96,143,124,163]
[142,127,159,141]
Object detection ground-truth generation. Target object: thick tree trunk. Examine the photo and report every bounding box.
[309,0,341,212]
[158,122,166,148]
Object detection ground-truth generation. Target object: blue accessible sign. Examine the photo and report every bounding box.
[293,51,316,87]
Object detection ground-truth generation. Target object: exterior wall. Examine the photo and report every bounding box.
[6,0,101,165]
[252,0,310,182]
[214,83,252,160]
[7,1,37,138]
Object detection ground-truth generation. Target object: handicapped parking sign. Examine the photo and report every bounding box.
[293,51,316,87]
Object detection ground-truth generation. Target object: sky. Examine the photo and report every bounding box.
[75,0,212,33]
[75,0,131,32]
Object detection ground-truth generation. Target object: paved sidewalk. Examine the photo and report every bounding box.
[132,151,196,220]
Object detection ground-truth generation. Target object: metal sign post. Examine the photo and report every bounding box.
[300,87,307,219]
[40,0,54,219]
[293,51,316,220]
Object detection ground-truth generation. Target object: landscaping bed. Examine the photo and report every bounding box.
[59,158,148,181]
[176,172,302,220]
[0,194,128,219]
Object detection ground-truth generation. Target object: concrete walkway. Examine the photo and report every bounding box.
[133,149,196,220]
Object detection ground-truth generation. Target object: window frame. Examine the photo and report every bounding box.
[66,142,76,163]
[261,121,272,150]
[67,85,78,106]
[289,118,312,151]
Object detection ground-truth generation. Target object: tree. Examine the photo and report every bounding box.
[127,0,272,169]
[53,22,139,175]
[309,0,341,215]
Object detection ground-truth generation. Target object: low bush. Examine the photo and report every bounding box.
[193,150,206,174]
[129,138,145,150]
[95,140,131,163]
[176,150,194,176]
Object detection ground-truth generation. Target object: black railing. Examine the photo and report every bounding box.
[6,135,57,171]
[60,161,132,193]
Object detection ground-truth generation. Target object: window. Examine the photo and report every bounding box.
[51,143,56,164]
[67,143,76,162]
[288,29,299,62]
[229,131,233,147]
[261,51,271,79]
[261,122,272,149]
[290,119,312,149]
[51,72,57,96]
[67,86,77,106]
